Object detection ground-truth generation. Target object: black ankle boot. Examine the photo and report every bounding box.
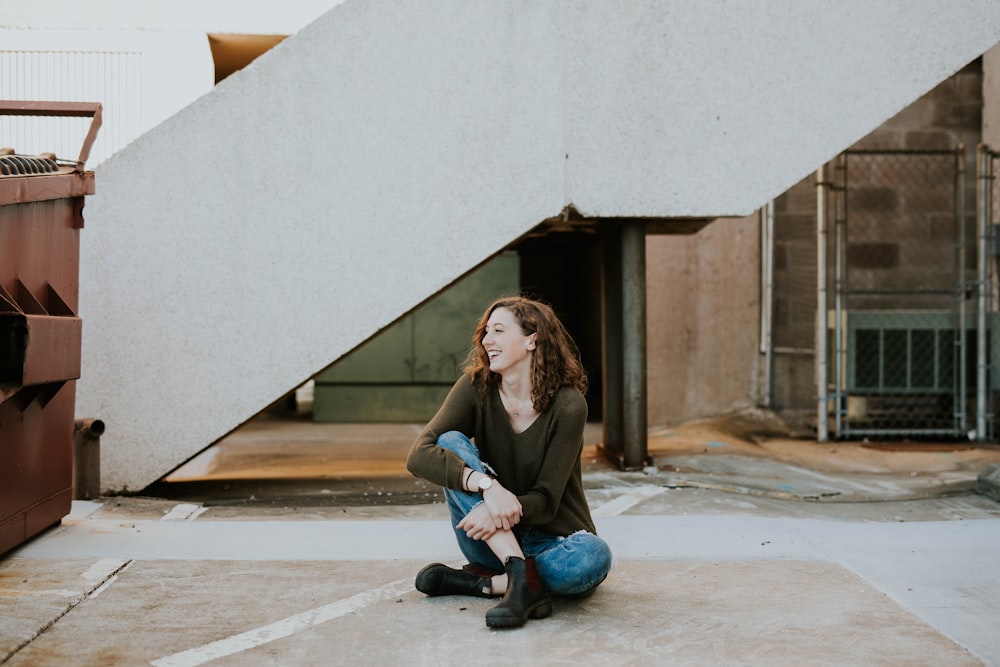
[485,556,552,628]
[415,563,492,598]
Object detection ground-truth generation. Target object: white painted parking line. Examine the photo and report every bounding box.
[591,485,666,516]
[149,577,415,667]
[161,504,209,521]
[66,500,104,521]
[82,559,133,599]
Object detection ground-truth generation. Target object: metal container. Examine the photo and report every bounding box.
[0,101,101,555]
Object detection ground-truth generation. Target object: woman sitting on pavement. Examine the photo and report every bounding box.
[406,296,613,628]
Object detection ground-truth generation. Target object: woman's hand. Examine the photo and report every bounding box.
[456,502,499,541]
[481,483,522,531]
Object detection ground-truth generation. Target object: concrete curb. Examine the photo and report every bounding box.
[977,463,1000,502]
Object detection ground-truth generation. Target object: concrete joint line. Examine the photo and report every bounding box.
[1,559,133,665]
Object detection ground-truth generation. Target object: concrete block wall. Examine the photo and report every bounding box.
[44,0,1000,491]
[770,57,989,418]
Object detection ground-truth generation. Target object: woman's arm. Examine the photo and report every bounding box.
[405,374,478,489]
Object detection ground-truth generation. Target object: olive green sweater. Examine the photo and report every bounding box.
[405,373,596,537]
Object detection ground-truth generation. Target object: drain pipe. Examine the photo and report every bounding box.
[74,418,105,500]
[816,165,829,441]
[759,203,774,407]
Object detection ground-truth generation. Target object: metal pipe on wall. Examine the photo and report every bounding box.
[73,418,105,500]
[759,203,774,407]
[956,145,967,434]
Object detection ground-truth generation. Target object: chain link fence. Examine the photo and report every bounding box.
[826,148,972,438]
[977,145,1000,440]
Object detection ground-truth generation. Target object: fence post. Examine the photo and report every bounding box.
[976,145,990,441]
[833,154,847,439]
[957,145,968,435]
[816,165,830,441]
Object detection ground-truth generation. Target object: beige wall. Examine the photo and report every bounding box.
[646,215,763,427]
[985,43,1000,149]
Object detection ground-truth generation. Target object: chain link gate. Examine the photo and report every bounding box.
[825,148,973,439]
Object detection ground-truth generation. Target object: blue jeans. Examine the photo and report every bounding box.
[436,431,613,597]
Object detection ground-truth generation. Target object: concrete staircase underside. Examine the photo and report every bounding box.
[77,1,1000,492]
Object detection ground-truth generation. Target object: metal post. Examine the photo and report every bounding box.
[956,145,967,434]
[621,220,648,469]
[977,145,989,441]
[73,418,105,499]
[816,165,830,441]
[833,155,846,438]
[600,223,624,465]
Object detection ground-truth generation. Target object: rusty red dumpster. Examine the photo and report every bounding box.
[0,101,101,555]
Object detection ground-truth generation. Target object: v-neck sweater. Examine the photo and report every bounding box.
[406,373,597,537]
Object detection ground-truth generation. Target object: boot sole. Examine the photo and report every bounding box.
[485,600,553,628]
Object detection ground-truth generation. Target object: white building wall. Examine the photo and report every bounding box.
[5,1,1000,491]
[0,0,344,34]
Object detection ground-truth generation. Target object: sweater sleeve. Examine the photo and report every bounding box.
[516,389,588,526]
[405,374,478,490]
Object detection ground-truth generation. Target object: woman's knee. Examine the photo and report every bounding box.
[539,533,613,596]
[575,534,613,583]
[436,431,478,458]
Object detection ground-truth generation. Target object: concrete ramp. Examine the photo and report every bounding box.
[77,1,1000,491]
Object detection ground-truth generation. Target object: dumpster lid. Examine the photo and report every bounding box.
[0,101,102,172]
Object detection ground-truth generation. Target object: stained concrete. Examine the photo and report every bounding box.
[3,415,1000,666]
[1,554,988,667]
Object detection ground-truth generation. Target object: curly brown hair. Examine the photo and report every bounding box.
[465,296,588,413]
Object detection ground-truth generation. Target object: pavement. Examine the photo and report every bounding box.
[4,410,1000,666]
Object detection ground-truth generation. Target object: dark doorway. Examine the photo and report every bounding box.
[516,231,604,420]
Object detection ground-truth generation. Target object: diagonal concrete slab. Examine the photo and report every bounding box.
[4,498,1000,665]
[12,560,984,667]
[6,415,1000,665]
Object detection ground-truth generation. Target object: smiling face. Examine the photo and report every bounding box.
[481,307,536,376]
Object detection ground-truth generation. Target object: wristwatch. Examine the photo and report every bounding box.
[477,476,493,492]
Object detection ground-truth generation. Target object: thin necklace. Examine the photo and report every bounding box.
[501,385,522,418]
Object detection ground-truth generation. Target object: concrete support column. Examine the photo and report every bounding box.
[621,220,649,469]
[601,223,624,464]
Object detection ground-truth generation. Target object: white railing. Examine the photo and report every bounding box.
[0,49,142,166]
